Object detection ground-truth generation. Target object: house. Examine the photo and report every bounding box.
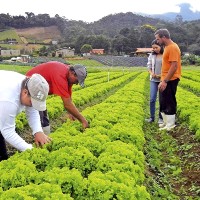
[134,48,153,56]
[21,55,31,63]
[0,49,20,57]
[55,47,75,57]
[52,40,58,45]
[90,49,104,55]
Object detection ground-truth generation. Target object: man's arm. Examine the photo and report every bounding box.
[61,96,89,129]
[0,102,33,151]
[163,61,177,82]
[158,61,177,92]
[25,107,52,146]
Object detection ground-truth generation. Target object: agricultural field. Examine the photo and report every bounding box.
[0,26,60,51]
[0,63,200,199]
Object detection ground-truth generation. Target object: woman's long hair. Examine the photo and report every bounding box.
[151,39,164,55]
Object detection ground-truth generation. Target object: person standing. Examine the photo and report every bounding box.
[0,70,51,161]
[26,61,89,134]
[145,39,164,125]
[154,28,181,130]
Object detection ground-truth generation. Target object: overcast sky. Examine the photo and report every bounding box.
[1,0,200,22]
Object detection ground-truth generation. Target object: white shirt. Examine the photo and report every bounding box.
[0,70,43,151]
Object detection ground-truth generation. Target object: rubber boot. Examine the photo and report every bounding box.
[159,112,166,128]
[159,114,176,131]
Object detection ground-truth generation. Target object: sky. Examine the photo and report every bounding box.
[1,0,200,23]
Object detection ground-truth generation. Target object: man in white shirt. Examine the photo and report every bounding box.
[0,70,51,161]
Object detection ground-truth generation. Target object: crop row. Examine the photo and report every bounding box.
[182,70,200,82]
[177,86,200,139]
[15,71,140,130]
[179,77,200,95]
[0,72,150,199]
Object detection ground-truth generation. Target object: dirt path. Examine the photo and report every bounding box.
[144,80,200,199]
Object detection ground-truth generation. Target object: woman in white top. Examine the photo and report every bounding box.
[145,39,164,124]
[0,70,51,161]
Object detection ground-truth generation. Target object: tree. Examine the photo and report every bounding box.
[25,12,35,19]
[119,28,130,37]
[75,35,86,54]
[80,44,92,54]
[138,24,156,47]
[112,35,130,55]
[39,46,48,56]
[188,44,200,55]
[92,35,110,53]
[175,15,183,25]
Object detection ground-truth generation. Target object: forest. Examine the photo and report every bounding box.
[0,12,200,55]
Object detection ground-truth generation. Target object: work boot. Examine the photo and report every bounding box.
[159,114,176,131]
[159,113,166,128]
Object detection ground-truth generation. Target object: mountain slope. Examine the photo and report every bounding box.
[139,3,200,22]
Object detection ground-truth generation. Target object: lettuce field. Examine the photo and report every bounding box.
[0,63,200,200]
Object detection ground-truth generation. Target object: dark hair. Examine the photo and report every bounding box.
[69,66,75,72]
[69,65,88,78]
[151,39,164,54]
[21,77,31,95]
[154,28,170,39]
[21,77,29,89]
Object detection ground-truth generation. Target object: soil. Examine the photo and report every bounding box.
[170,126,200,197]
[144,122,200,199]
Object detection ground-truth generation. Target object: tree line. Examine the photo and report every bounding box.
[0,12,200,55]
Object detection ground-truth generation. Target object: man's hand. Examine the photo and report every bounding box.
[34,132,52,147]
[67,113,77,121]
[82,118,89,129]
[158,81,167,92]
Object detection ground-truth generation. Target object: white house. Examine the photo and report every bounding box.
[55,47,75,57]
[1,49,20,56]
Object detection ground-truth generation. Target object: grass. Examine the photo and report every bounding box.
[0,29,22,43]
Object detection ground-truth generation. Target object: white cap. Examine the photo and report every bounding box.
[27,74,49,111]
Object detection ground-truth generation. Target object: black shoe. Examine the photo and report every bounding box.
[145,118,154,123]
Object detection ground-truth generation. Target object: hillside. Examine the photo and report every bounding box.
[0,26,62,52]
[15,26,62,44]
[0,12,200,55]
[88,12,164,38]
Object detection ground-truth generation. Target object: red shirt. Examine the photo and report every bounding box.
[26,61,72,98]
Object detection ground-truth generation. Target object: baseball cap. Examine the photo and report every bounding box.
[27,74,49,111]
[73,64,87,87]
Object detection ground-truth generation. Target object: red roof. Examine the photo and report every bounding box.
[135,48,153,53]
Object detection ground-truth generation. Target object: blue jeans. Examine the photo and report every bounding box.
[149,81,162,120]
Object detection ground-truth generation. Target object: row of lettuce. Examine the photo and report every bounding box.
[15,71,139,130]
[1,67,199,199]
[177,70,200,139]
[0,71,151,199]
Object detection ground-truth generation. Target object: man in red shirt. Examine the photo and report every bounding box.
[26,61,89,134]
